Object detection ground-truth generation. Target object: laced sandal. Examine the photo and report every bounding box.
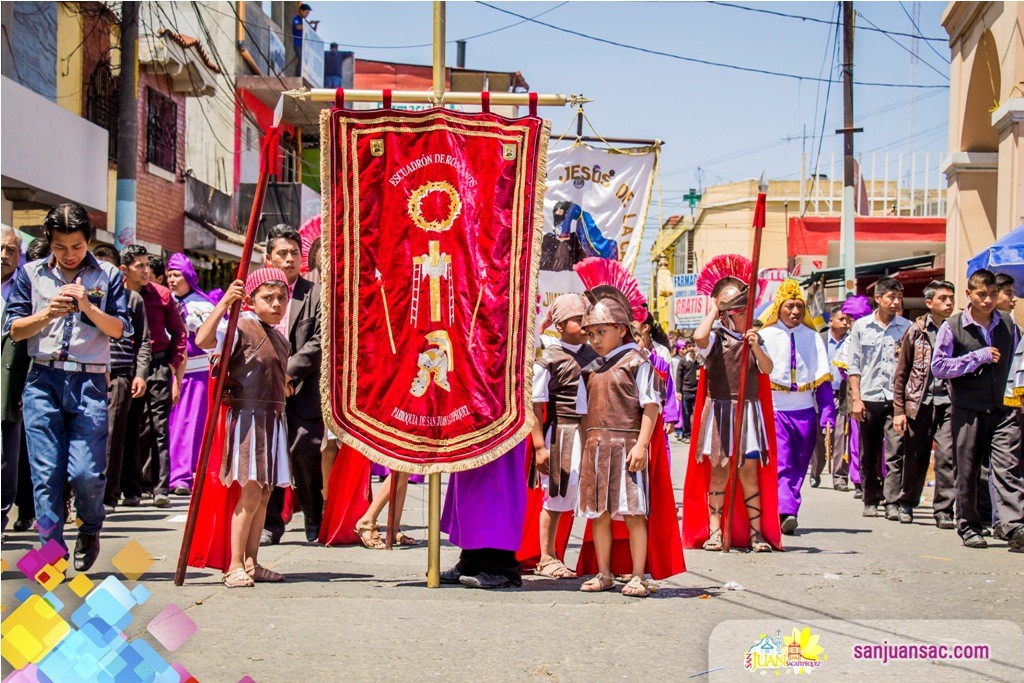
[703,490,725,551]
[579,573,614,592]
[535,559,577,579]
[393,531,420,547]
[702,528,724,551]
[248,564,285,582]
[223,567,254,588]
[621,575,651,598]
[354,523,386,549]
[744,494,772,552]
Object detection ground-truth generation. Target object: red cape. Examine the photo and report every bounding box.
[575,416,685,580]
[186,404,237,571]
[516,439,574,571]
[319,445,373,546]
[681,371,783,551]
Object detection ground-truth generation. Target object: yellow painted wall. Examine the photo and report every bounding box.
[55,2,83,116]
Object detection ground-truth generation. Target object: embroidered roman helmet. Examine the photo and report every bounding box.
[573,257,647,330]
[758,278,817,329]
[696,253,753,312]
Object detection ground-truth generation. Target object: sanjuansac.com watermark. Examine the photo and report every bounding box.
[852,641,991,665]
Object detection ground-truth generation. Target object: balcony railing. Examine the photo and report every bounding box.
[800,152,946,218]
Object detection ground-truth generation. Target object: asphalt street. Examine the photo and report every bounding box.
[2,439,1022,682]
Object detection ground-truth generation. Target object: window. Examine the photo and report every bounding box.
[279,131,298,183]
[85,60,119,160]
[146,88,177,173]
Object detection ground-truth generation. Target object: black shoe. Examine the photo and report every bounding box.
[780,515,798,535]
[962,531,988,549]
[980,527,993,537]
[122,496,141,507]
[259,529,282,546]
[935,513,955,530]
[884,504,900,521]
[171,486,191,496]
[103,503,116,515]
[439,566,462,584]
[862,504,878,517]
[459,572,512,589]
[853,486,863,500]
[1008,526,1024,552]
[834,481,850,492]
[898,504,913,524]
[74,533,101,571]
[12,517,35,532]
[305,523,321,543]
[810,476,821,489]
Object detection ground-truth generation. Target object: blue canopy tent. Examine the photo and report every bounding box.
[968,224,1024,296]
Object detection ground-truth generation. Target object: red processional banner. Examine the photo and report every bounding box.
[321,107,550,473]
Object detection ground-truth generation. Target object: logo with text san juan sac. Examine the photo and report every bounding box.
[745,627,826,674]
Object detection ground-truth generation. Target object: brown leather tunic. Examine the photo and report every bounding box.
[577,347,653,518]
[530,342,598,497]
[220,317,292,486]
[704,327,760,401]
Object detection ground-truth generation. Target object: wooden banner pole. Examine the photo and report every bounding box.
[425,0,447,590]
[174,99,284,586]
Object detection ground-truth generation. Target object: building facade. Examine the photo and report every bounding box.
[942,1,1024,293]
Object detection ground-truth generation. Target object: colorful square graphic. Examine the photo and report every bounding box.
[111,541,154,582]
[147,604,196,652]
[0,595,72,669]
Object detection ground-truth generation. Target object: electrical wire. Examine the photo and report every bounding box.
[708,1,946,42]
[857,12,949,80]
[898,1,951,63]
[476,2,947,89]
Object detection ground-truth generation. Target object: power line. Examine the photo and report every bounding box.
[708,1,946,42]
[898,1,951,64]
[856,12,949,80]
[476,2,947,89]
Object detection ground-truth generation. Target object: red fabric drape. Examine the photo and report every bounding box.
[319,445,373,546]
[681,372,783,551]
[186,405,237,571]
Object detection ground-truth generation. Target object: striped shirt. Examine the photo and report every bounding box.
[110,289,152,377]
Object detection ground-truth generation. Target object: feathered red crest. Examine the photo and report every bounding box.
[298,215,322,273]
[696,254,752,296]
[573,257,647,322]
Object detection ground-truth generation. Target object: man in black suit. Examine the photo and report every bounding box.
[1,225,31,532]
[261,224,325,544]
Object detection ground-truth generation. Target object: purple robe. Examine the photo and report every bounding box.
[167,254,213,491]
[441,442,527,552]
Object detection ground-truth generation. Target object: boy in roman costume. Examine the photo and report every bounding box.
[682,255,782,552]
[757,280,835,534]
[525,293,597,577]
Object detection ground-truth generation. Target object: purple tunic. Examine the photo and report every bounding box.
[441,442,527,552]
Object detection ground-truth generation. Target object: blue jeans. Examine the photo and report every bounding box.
[325,75,343,88]
[23,364,108,548]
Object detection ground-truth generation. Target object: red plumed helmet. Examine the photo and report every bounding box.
[696,253,752,297]
[573,257,647,323]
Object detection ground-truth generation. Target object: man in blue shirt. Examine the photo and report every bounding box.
[4,203,132,571]
[292,4,316,76]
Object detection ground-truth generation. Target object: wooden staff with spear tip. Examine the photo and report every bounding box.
[721,172,768,553]
[174,97,284,586]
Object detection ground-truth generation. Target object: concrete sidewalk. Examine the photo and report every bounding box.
[2,439,1022,682]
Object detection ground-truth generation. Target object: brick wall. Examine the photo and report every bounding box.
[135,70,185,252]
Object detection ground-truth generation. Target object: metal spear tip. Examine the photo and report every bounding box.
[273,96,284,127]
[758,171,769,194]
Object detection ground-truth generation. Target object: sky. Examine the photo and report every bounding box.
[310,0,951,287]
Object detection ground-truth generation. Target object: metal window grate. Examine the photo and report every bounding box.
[85,60,118,160]
[146,87,177,173]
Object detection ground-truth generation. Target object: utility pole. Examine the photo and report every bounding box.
[114,0,139,249]
[837,1,862,299]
